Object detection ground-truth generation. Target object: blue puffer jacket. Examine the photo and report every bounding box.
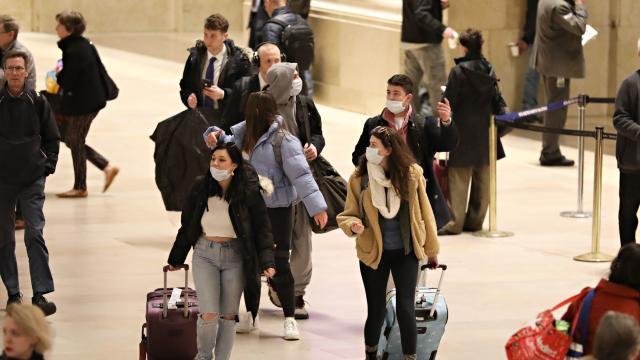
[205,117,327,216]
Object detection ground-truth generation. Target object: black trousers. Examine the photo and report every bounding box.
[267,206,296,317]
[619,171,640,246]
[360,249,419,355]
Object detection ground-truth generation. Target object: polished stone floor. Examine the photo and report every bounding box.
[0,33,626,359]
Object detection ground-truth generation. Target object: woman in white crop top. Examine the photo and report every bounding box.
[168,142,275,360]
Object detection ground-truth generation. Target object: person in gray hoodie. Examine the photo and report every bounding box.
[613,38,640,247]
[266,62,299,135]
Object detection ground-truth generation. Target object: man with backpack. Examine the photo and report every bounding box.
[262,0,314,95]
[0,50,60,316]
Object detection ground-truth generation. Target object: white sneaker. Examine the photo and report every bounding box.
[283,317,300,341]
[236,311,257,333]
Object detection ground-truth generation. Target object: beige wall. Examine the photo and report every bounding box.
[0,0,244,33]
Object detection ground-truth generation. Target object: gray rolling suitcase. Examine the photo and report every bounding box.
[378,264,448,360]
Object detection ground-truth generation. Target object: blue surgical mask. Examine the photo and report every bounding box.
[210,167,232,182]
[365,147,385,165]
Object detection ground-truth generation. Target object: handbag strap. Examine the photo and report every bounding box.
[549,292,587,313]
[573,289,595,342]
[299,96,312,147]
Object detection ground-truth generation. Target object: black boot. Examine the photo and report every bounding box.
[32,293,57,316]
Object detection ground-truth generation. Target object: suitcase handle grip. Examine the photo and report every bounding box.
[420,264,447,271]
[162,265,190,319]
[163,264,189,272]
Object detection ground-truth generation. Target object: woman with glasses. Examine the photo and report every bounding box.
[167,142,275,360]
[54,10,119,198]
[337,126,440,360]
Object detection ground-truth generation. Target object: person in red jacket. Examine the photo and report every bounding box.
[562,243,640,357]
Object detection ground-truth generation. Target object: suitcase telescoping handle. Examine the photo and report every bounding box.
[162,265,190,319]
[419,264,447,319]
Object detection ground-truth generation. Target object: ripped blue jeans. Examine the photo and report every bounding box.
[192,237,245,360]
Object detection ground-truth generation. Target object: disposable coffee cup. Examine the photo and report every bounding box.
[448,31,459,49]
[508,42,519,57]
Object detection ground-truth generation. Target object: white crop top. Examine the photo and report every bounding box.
[201,196,237,238]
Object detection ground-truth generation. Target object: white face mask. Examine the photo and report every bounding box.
[291,77,303,96]
[366,147,385,165]
[385,99,406,114]
[210,167,232,182]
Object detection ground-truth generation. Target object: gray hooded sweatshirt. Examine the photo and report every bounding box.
[266,62,298,136]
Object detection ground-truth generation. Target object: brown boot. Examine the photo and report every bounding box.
[14,219,25,230]
[103,165,120,193]
[56,189,88,198]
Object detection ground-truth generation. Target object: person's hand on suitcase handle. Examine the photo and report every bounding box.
[263,267,276,279]
[426,256,439,269]
[165,264,189,272]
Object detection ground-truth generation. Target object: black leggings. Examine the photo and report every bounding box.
[360,250,419,355]
[267,206,296,317]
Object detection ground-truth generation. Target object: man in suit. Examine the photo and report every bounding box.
[179,14,251,121]
[532,0,587,166]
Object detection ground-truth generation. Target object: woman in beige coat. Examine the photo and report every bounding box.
[337,126,439,360]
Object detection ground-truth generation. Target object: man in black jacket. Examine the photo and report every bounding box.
[262,0,314,96]
[179,14,251,122]
[352,74,457,231]
[613,42,640,246]
[402,0,457,116]
[0,51,59,316]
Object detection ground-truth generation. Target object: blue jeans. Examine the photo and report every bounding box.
[521,50,540,110]
[0,177,54,296]
[192,237,245,360]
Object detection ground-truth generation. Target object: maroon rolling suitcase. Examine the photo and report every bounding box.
[140,265,199,360]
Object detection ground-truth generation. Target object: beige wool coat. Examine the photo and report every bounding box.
[337,164,440,269]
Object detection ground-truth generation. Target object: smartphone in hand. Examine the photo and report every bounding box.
[202,79,212,88]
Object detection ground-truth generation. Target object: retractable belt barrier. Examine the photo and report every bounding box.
[477,94,616,262]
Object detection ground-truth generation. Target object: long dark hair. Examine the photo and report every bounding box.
[209,142,245,202]
[609,243,640,292]
[356,126,416,200]
[243,91,278,155]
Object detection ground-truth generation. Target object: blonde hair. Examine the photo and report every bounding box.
[5,304,52,354]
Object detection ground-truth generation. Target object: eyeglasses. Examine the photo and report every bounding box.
[5,66,25,73]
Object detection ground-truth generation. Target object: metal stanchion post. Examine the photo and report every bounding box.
[574,127,614,262]
[474,117,513,238]
[561,94,592,218]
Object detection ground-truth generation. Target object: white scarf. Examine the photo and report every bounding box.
[367,163,401,219]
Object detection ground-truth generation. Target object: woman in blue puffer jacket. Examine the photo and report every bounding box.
[204,90,327,341]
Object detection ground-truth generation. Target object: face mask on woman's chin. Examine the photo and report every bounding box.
[365,147,385,165]
[210,167,233,182]
[385,99,406,115]
[291,78,303,97]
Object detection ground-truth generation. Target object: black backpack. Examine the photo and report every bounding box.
[267,14,314,71]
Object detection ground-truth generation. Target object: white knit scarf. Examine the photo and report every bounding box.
[367,163,401,219]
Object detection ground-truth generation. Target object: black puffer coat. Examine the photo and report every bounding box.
[57,35,106,116]
[179,39,251,111]
[167,165,275,316]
